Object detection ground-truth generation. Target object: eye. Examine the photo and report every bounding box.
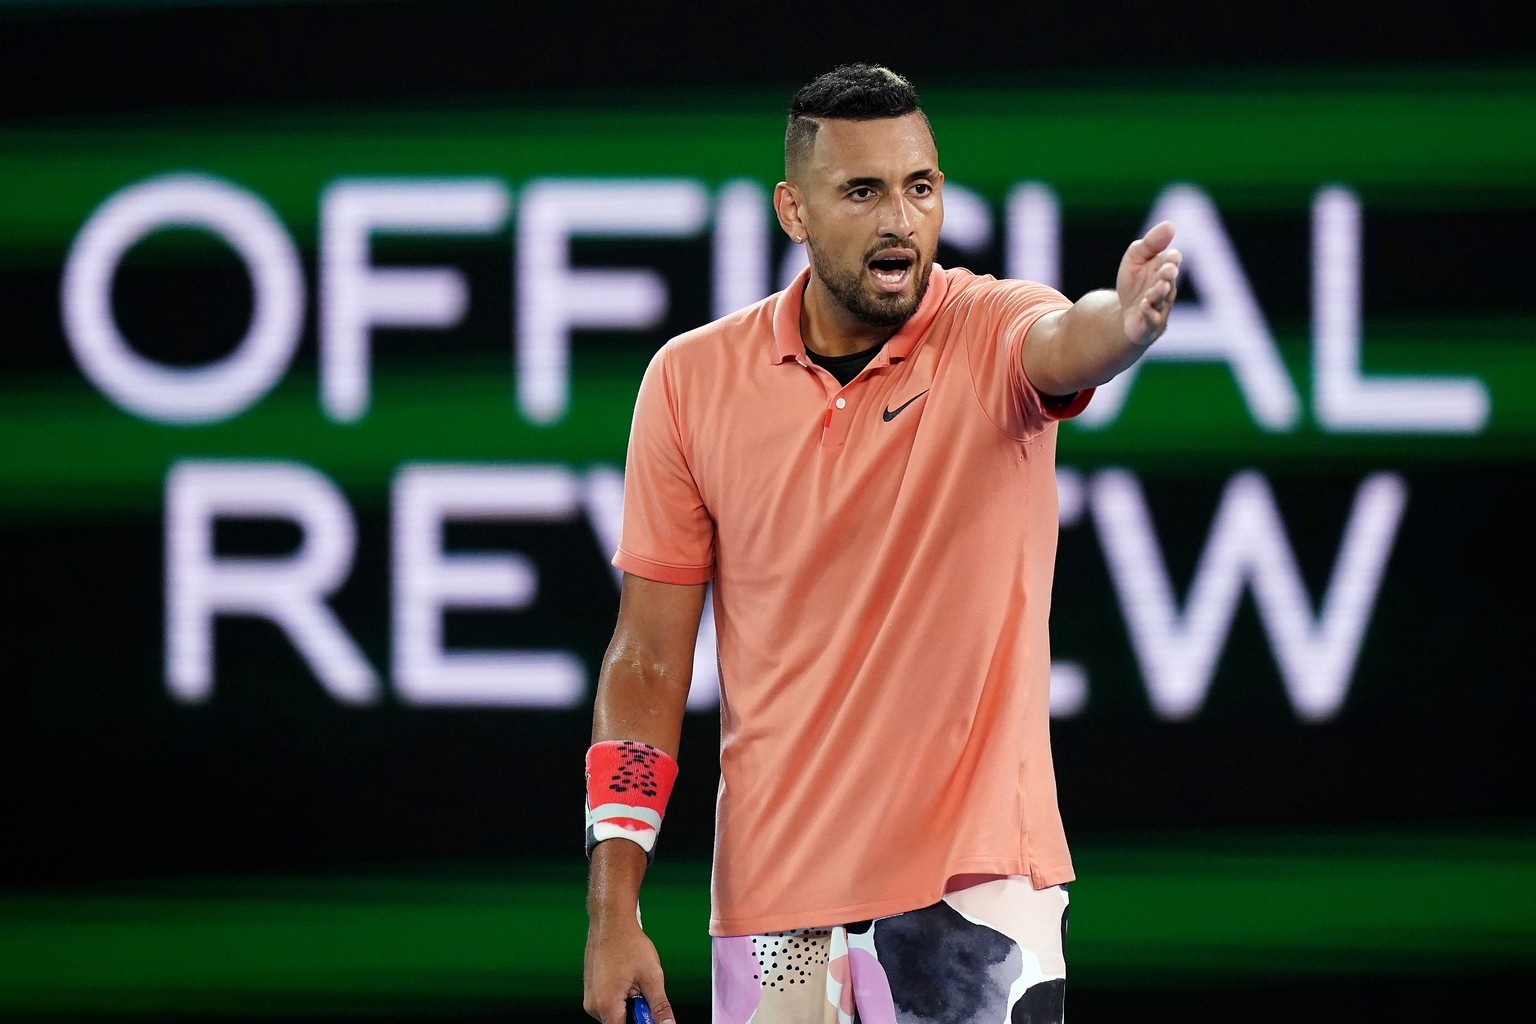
[910,182,933,197]
[848,187,875,201]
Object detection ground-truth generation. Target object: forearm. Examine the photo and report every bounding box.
[591,631,693,754]
[584,822,672,1024]
[586,624,694,917]
[587,835,650,924]
[1028,289,1146,396]
[583,571,703,1024]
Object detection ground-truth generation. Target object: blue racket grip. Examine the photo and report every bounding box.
[628,994,655,1024]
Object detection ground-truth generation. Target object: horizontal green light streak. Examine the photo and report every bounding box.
[1,829,1531,1014]
[1,69,1533,256]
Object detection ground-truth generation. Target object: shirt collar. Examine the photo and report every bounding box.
[770,263,951,365]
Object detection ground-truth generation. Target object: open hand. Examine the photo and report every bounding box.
[1116,220,1181,347]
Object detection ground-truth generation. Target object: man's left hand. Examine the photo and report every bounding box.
[1116,220,1181,347]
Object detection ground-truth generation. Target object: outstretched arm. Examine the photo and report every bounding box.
[583,573,706,1024]
[1022,220,1182,397]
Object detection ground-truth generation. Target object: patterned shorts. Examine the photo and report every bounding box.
[712,875,1068,1024]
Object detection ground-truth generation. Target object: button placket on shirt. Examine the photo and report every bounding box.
[816,364,886,449]
[797,349,896,448]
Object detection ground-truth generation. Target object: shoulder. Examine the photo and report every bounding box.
[940,267,1068,312]
[665,291,778,361]
[923,269,1070,346]
[639,289,783,406]
[645,294,768,379]
[654,288,786,380]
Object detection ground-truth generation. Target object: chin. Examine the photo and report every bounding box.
[856,298,918,328]
[862,281,923,324]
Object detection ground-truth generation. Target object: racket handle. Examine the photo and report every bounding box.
[627,994,655,1024]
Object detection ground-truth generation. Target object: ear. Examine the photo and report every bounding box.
[773,181,807,244]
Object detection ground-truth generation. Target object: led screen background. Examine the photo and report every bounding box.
[2,2,1534,1021]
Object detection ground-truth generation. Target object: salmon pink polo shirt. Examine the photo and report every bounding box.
[613,264,1089,936]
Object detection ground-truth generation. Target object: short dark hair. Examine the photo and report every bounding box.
[785,63,934,180]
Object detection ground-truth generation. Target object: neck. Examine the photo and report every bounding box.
[799,277,899,357]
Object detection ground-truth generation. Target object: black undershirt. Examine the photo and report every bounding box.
[804,338,889,386]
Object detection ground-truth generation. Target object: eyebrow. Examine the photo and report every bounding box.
[836,169,938,191]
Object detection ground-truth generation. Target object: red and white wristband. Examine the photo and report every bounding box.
[584,740,678,863]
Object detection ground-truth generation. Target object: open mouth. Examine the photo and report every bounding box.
[867,251,915,293]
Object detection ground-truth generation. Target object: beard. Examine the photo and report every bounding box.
[807,237,933,328]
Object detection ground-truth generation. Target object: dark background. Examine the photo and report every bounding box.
[4,0,1534,114]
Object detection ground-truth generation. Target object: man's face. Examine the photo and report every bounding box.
[795,112,944,328]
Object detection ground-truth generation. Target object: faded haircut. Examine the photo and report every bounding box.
[784,63,934,180]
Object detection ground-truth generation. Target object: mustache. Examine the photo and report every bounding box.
[863,236,921,261]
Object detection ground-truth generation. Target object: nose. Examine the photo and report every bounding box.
[878,192,914,239]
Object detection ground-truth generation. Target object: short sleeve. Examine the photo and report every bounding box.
[612,344,715,585]
[964,278,1082,439]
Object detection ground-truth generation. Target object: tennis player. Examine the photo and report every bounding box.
[583,62,1180,1024]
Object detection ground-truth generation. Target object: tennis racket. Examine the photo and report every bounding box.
[627,994,654,1024]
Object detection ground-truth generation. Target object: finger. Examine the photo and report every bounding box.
[1131,220,1176,259]
[1139,254,1181,288]
[642,979,678,1024]
[1144,260,1178,295]
[1161,263,1179,292]
[1137,277,1177,326]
